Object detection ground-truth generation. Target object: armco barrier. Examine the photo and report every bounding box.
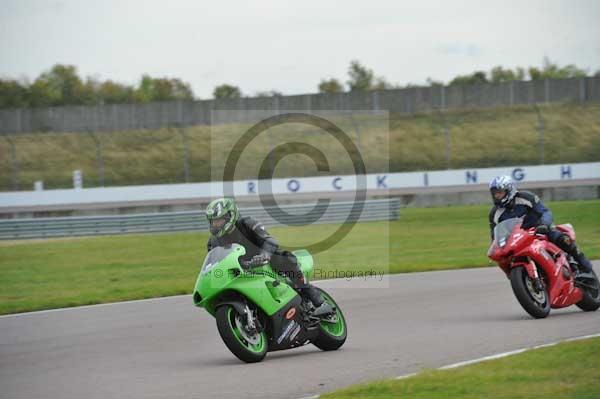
[0,198,399,240]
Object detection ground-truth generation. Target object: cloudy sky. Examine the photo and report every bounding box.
[1,0,599,98]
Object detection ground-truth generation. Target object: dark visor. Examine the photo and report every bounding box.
[210,214,230,228]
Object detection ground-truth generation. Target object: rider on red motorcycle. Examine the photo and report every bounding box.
[488,176,594,275]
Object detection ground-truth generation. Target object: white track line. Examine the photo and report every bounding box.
[300,332,600,399]
[0,294,191,319]
[438,332,600,370]
[0,268,477,319]
[0,271,374,319]
[0,273,400,319]
[4,262,598,319]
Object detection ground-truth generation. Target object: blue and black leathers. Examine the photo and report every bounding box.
[489,191,552,234]
[489,191,593,273]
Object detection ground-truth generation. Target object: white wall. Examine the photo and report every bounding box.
[1,162,599,208]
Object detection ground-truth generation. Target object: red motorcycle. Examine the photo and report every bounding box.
[488,217,600,318]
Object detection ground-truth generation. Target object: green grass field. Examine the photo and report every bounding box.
[1,200,599,315]
[1,103,599,190]
[320,337,600,399]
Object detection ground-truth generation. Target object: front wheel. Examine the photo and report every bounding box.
[312,288,347,351]
[215,305,267,363]
[510,267,550,319]
[576,270,600,312]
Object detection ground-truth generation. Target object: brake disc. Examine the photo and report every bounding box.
[234,314,260,345]
[526,278,546,304]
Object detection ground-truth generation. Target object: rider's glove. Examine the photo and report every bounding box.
[247,253,271,267]
[535,224,550,235]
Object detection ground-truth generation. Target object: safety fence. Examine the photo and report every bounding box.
[0,198,400,240]
[1,77,599,134]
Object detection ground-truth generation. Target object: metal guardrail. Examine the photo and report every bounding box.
[0,199,400,240]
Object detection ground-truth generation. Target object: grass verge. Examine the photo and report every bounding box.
[0,200,599,314]
[320,337,600,399]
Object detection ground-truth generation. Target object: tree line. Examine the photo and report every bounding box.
[1,58,598,109]
[317,57,599,93]
[0,65,194,109]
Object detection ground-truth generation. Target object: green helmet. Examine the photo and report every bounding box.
[205,198,239,237]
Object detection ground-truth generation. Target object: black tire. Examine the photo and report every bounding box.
[215,305,267,363]
[576,270,600,312]
[312,288,347,351]
[510,267,550,319]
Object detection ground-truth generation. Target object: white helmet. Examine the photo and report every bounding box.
[489,176,517,207]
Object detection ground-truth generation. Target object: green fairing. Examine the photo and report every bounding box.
[193,246,314,317]
[193,244,347,362]
[293,249,314,280]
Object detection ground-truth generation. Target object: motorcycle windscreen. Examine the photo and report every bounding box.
[201,244,243,274]
[493,217,523,248]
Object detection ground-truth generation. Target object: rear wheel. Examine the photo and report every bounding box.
[312,288,347,351]
[576,270,600,311]
[216,305,267,363]
[510,266,550,319]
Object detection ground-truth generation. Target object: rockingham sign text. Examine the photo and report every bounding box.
[0,162,598,209]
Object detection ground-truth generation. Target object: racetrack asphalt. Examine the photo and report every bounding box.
[1,263,599,399]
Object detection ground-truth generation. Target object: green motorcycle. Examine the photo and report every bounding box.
[193,244,347,363]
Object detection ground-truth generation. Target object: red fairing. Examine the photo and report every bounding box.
[487,221,583,309]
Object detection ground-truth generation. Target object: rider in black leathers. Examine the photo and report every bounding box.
[205,198,325,308]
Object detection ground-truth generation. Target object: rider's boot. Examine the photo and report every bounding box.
[289,272,330,313]
[301,285,335,316]
[567,248,595,287]
[558,235,594,275]
[301,285,324,308]
[574,251,594,274]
